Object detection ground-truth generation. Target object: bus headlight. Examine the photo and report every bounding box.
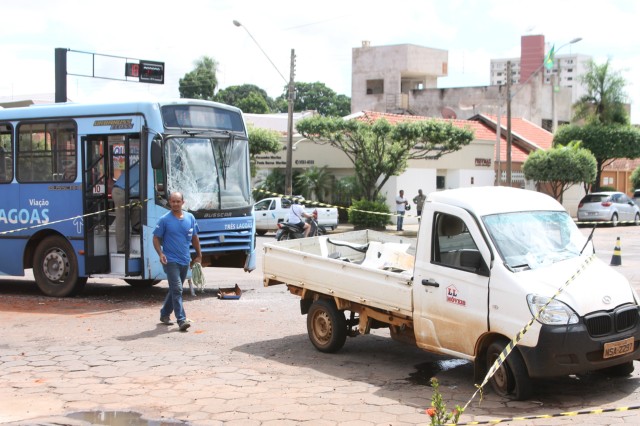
[527,294,579,325]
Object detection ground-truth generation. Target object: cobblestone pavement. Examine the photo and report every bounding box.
[0,225,639,425]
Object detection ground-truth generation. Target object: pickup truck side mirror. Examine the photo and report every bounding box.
[460,250,490,277]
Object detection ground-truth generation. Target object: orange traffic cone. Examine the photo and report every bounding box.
[610,237,622,266]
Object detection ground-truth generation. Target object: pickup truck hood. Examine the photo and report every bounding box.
[514,255,637,315]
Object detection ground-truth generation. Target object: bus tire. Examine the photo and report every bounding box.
[307,299,347,353]
[124,279,161,287]
[486,340,532,400]
[33,235,87,297]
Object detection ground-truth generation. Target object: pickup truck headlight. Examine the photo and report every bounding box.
[527,294,579,325]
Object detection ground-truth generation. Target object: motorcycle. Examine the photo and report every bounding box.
[275,209,326,241]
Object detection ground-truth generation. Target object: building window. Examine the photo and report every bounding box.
[496,72,503,76]
[436,176,445,189]
[567,68,573,72]
[567,77,573,81]
[366,79,384,95]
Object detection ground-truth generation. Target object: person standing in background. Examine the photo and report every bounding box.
[395,189,408,231]
[413,189,426,220]
[153,192,202,332]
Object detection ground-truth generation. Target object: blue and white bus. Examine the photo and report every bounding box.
[0,99,255,297]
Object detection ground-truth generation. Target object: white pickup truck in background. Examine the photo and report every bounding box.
[254,197,339,236]
[263,186,640,400]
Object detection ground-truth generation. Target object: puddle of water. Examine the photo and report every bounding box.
[408,359,470,385]
[66,410,187,426]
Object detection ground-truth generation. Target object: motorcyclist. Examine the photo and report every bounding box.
[287,198,313,238]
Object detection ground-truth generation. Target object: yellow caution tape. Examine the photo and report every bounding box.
[449,404,640,425]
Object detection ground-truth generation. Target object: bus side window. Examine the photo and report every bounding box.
[0,124,13,183]
[17,121,76,183]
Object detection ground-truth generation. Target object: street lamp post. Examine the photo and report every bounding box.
[233,20,296,196]
[502,37,582,186]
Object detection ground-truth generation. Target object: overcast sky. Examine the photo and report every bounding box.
[1,0,638,123]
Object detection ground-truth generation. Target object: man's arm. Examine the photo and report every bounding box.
[153,235,167,265]
[191,234,203,266]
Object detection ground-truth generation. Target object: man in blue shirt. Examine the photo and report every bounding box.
[112,162,140,253]
[153,191,202,331]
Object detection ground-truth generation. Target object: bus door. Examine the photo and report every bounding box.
[108,135,142,272]
[82,136,110,274]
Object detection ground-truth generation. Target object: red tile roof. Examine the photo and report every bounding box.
[350,111,553,164]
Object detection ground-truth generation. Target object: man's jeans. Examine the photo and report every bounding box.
[396,210,405,231]
[160,262,189,322]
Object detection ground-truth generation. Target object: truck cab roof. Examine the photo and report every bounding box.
[427,187,564,217]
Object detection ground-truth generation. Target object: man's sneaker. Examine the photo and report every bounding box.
[178,320,192,331]
[160,316,171,325]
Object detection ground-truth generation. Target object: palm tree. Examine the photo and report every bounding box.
[573,59,628,125]
[295,166,333,202]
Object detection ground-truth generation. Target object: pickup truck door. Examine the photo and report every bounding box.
[254,199,277,230]
[413,206,492,358]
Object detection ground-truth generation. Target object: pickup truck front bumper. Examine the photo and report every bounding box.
[519,319,640,378]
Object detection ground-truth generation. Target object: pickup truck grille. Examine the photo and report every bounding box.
[584,305,639,337]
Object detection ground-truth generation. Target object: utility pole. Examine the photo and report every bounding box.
[285,49,296,197]
[506,61,512,186]
[55,48,68,103]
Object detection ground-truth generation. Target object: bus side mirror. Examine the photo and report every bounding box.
[151,137,163,169]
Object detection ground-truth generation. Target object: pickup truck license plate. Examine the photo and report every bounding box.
[603,337,635,359]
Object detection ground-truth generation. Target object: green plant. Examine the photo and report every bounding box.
[348,199,390,229]
[425,378,463,425]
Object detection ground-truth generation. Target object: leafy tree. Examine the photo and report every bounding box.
[554,124,640,192]
[215,84,275,112]
[296,116,474,201]
[276,82,351,116]
[237,92,270,114]
[573,59,629,125]
[522,142,597,201]
[295,166,333,202]
[631,165,640,190]
[179,56,218,100]
[247,124,281,177]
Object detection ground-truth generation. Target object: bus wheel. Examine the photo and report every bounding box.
[307,299,347,353]
[33,236,87,297]
[124,279,161,287]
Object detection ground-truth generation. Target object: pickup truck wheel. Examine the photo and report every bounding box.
[486,341,532,400]
[256,230,267,236]
[307,299,347,353]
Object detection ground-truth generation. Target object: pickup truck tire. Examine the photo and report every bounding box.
[307,299,347,353]
[256,230,268,236]
[486,341,532,400]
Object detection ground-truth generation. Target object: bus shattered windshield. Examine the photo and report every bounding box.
[483,211,587,271]
[164,136,251,211]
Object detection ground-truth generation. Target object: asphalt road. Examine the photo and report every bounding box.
[0,224,639,425]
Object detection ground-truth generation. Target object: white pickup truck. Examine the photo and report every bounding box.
[263,186,640,400]
[253,197,339,236]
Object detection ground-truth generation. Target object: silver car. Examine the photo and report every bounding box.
[577,191,640,226]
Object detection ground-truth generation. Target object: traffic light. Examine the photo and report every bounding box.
[125,61,164,84]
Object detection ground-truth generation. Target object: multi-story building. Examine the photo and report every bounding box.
[350,39,575,133]
[490,34,591,108]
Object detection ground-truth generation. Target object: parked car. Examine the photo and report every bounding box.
[253,197,339,236]
[577,191,640,226]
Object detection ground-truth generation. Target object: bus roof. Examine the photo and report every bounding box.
[0,99,243,120]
